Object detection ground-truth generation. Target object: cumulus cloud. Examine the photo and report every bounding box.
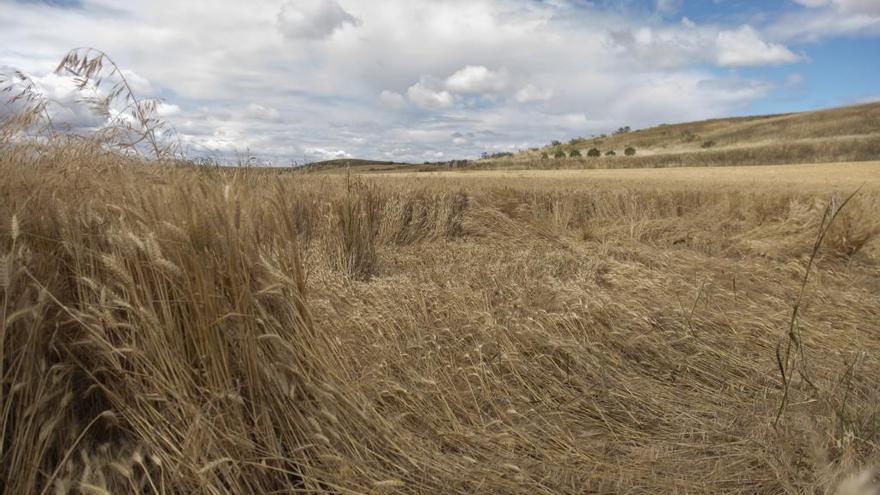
[156,102,181,117]
[406,79,454,109]
[607,23,801,68]
[379,90,405,109]
[773,0,880,40]
[277,0,359,41]
[445,65,508,94]
[1,0,872,163]
[305,147,352,160]
[515,84,553,103]
[715,25,801,66]
[244,103,281,122]
[794,0,880,15]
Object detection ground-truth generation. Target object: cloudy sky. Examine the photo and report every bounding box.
[1,0,879,163]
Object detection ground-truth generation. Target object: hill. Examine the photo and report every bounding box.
[485,101,880,168]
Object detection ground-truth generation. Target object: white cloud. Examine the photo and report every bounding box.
[715,26,801,66]
[515,84,554,103]
[306,147,352,160]
[1,0,867,163]
[244,103,281,122]
[444,65,508,94]
[406,78,454,109]
[156,102,182,117]
[607,23,800,69]
[379,90,405,109]
[775,0,880,40]
[794,0,880,15]
[656,0,683,15]
[277,0,359,41]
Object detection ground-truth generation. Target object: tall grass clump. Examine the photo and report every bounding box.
[329,174,381,280]
[0,145,431,493]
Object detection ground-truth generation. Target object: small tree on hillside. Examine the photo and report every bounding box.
[605,150,616,156]
[554,150,567,159]
[587,148,601,157]
[570,149,582,158]
[624,146,637,156]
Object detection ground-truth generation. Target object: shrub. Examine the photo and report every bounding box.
[551,140,562,146]
[682,130,698,143]
[624,147,637,156]
[701,140,716,149]
[554,150,567,159]
[612,126,631,136]
[605,150,616,156]
[587,148,601,157]
[488,152,514,159]
[570,149,582,158]
[541,152,549,160]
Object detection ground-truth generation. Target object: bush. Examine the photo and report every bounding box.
[624,147,637,156]
[554,150,567,159]
[570,149,582,158]
[487,152,514,159]
[701,140,716,149]
[551,140,562,146]
[541,152,549,160]
[605,150,616,156]
[612,126,631,136]
[682,130,698,143]
[587,148,601,157]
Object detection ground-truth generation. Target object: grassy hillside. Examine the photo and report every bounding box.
[487,102,880,168]
[2,134,880,493]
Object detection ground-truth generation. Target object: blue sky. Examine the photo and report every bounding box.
[1,0,879,162]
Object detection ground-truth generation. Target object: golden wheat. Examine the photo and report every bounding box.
[1,135,879,493]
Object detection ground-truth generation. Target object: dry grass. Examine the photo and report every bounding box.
[2,136,880,494]
[489,102,880,169]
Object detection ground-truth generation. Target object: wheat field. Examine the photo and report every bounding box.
[1,138,879,494]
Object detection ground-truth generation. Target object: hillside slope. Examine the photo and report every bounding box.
[493,101,880,168]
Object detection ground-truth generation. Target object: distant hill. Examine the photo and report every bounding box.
[488,101,880,168]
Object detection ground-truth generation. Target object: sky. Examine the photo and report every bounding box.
[1,0,879,163]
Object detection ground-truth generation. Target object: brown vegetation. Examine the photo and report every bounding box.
[2,131,880,493]
[493,102,880,169]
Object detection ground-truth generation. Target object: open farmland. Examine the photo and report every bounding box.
[2,142,879,493]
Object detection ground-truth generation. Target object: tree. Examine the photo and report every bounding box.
[554,150,567,158]
[624,146,637,156]
[587,148,601,157]
[612,126,631,136]
[605,150,616,156]
[551,140,562,146]
[541,152,549,160]
[570,149,582,157]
